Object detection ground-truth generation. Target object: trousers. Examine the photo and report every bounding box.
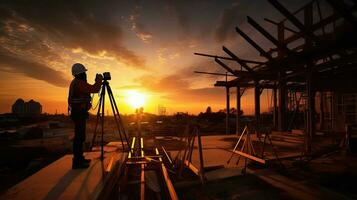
[73,118,86,161]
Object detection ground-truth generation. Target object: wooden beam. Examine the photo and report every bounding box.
[264,18,298,34]
[236,86,241,135]
[222,46,255,74]
[283,13,338,45]
[235,26,273,60]
[184,160,199,175]
[226,86,230,135]
[267,0,320,42]
[140,164,145,200]
[162,164,179,200]
[156,147,178,200]
[255,84,261,131]
[194,71,235,77]
[214,58,240,77]
[196,129,205,184]
[325,0,357,27]
[233,150,266,164]
[247,16,292,55]
[194,52,264,64]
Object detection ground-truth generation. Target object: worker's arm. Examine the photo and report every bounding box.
[77,79,102,93]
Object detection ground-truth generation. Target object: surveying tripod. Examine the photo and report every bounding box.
[90,79,129,160]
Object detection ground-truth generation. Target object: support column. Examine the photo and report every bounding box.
[273,87,278,130]
[236,86,241,135]
[278,82,287,131]
[320,91,325,130]
[306,71,315,154]
[226,86,230,135]
[305,3,314,154]
[254,83,261,134]
[277,21,287,131]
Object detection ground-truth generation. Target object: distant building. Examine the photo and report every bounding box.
[12,99,25,115]
[12,98,42,116]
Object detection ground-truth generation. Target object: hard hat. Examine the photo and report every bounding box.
[71,63,87,76]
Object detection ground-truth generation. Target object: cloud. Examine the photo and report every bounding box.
[0,50,70,87]
[135,73,190,92]
[164,0,190,32]
[129,6,153,43]
[0,0,145,68]
[166,87,225,103]
[214,2,245,42]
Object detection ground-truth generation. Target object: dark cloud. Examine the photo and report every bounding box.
[214,2,246,42]
[0,0,145,68]
[129,6,153,43]
[0,50,70,87]
[164,0,191,36]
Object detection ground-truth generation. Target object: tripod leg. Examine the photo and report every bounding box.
[91,89,104,150]
[106,85,129,148]
[100,85,106,161]
[108,91,125,150]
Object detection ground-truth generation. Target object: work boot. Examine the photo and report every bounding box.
[72,160,90,169]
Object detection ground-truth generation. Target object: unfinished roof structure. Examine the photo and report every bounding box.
[196,0,357,154]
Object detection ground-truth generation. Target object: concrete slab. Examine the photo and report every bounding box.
[3,142,126,200]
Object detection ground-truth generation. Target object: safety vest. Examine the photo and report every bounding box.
[68,79,92,115]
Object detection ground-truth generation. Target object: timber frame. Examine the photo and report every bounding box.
[195,0,357,154]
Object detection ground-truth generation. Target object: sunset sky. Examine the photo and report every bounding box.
[0,0,314,115]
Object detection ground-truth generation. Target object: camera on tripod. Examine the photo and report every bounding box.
[96,72,111,81]
[102,72,111,80]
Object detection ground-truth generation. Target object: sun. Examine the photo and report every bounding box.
[127,90,146,109]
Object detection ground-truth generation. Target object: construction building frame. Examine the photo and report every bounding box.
[195,0,357,155]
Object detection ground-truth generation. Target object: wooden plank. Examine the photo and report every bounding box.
[233,150,266,164]
[162,164,179,200]
[162,146,173,164]
[196,129,205,184]
[184,160,200,176]
[140,164,145,200]
[105,156,114,172]
[156,147,178,200]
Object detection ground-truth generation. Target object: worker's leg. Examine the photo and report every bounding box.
[73,119,86,162]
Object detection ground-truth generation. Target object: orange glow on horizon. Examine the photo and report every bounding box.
[126,90,146,109]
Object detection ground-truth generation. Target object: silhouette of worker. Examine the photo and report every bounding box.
[68,63,103,169]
